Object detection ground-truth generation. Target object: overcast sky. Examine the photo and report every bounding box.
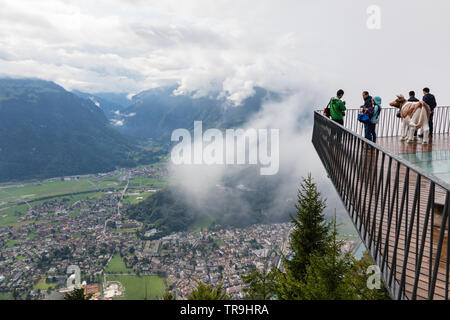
[1,0,449,107]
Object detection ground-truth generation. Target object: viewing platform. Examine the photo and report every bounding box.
[312,106,450,300]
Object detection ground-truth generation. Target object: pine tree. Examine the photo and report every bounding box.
[64,287,93,300]
[163,290,176,300]
[241,264,275,300]
[144,279,148,300]
[344,251,391,300]
[285,173,330,280]
[242,174,391,300]
[188,282,230,300]
[12,288,18,300]
[293,215,355,299]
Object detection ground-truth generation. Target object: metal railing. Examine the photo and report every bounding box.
[312,111,450,300]
[339,106,450,138]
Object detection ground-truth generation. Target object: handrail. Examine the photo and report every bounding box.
[314,110,450,191]
[320,105,450,138]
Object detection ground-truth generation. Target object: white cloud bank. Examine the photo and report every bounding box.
[2,0,449,106]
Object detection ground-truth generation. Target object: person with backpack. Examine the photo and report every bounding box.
[359,91,373,141]
[328,89,346,125]
[366,96,382,143]
[408,91,419,136]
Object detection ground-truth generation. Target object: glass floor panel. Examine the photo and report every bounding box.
[400,150,450,184]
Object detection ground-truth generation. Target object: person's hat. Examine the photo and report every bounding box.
[373,96,382,105]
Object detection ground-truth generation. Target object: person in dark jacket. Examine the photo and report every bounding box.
[361,91,373,141]
[423,87,437,137]
[361,91,372,110]
[408,91,419,136]
[408,91,419,102]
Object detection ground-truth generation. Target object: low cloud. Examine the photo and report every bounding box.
[167,88,347,222]
[110,119,124,126]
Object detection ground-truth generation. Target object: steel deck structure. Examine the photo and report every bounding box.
[312,107,450,299]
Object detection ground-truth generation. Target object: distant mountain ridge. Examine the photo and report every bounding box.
[0,78,279,182]
[0,78,158,182]
[71,90,129,119]
[116,86,280,142]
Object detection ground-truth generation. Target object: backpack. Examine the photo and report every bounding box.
[357,113,370,123]
[323,99,332,118]
[371,104,381,123]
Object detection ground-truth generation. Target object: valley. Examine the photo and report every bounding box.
[0,158,360,300]
[0,78,360,301]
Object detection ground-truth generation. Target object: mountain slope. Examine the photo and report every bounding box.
[117,86,280,142]
[0,78,151,182]
[71,90,128,119]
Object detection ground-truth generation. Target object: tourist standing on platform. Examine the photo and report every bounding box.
[408,91,419,102]
[367,96,382,143]
[361,91,373,141]
[329,89,346,125]
[423,87,437,138]
[408,91,420,137]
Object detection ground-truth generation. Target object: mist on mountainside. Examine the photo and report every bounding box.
[126,87,348,234]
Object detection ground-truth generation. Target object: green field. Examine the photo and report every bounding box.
[0,167,167,227]
[106,275,165,300]
[215,238,226,247]
[26,231,37,239]
[104,253,133,274]
[111,228,140,234]
[0,175,124,211]
[33,280,57,291]
[4,240,20,248]
[69,210,81,218]
[127,176,167,189]
[121,191,155,205]
[0,192,104,227]
[0,204,29,226]
[0,179,98,204]
[193,214,215,232]
[1,219,46,228]
[0,292,13,300]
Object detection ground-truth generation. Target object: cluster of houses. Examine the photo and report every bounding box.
[0,164,358,300]
[0,189,140,298]
[0,165,169,299]
[157,223,292,299]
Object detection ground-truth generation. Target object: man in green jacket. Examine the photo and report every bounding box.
[329,89,346,125]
